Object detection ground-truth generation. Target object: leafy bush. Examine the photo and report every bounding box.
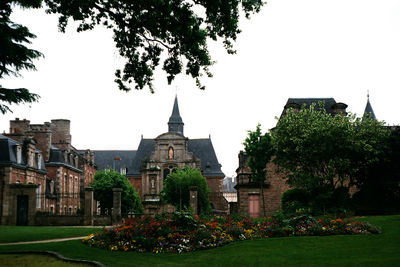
[82,212,381,253]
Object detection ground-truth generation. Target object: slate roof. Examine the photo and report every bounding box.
[281,98,337,117]
[93,150,137,172]
[0,134,47,172]
[127,137,224,177]
[363,98,377,119]
[188,139,224,177]
[127,139,155,176]
[168,96,183,124]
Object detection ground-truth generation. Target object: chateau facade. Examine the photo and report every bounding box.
[95,96,227,214]
[0,119,96,225]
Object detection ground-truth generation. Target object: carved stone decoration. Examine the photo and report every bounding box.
[168,146,174,159]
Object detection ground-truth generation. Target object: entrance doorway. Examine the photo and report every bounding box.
[16,195,29,226]
[248,194,260,218]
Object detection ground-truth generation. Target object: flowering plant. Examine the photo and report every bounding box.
[82,212,380,253]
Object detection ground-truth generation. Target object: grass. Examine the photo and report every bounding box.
[0,215,398,266]
[0,226,102,243]
[0,254,92,267]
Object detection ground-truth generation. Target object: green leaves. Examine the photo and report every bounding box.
[272,102,390,191]
[243,124,274,184]
[0,0,43,113]
[91,169,143,214]
[43,0,264,92]
[160,167,211,214]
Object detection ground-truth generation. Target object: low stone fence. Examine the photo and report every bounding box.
[93,215,112,226]
[35,215,83,226]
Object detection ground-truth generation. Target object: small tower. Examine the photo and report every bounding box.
[168,96,184,135]
[363,92,377,120]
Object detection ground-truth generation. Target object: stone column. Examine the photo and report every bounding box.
[112,188,122,224]
[189,186,198,215]
[84,187,93,226]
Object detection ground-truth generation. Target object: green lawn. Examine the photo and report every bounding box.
[0,226,102,243]
[0,215,398,266]
[0,254,92,267]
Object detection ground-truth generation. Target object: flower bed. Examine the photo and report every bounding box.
[82,212,381,253]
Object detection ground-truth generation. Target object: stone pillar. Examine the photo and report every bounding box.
[189,186,198,215]
[84,187,94,226]
[112,188,122,224]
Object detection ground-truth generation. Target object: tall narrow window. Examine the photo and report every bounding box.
[29,152,34,167]
[16,146,22,164]
[37,154,42,169]
[36,186,41,209]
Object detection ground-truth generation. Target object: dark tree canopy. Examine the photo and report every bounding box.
[272,103,389,191]
[272,102,390,214]
[44,0,263,92]
[91,169,143,214]
[0,0,42,114]
[160,167,211,214]
[1,0,264,113]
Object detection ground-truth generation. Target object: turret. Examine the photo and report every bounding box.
[168,96,184,135]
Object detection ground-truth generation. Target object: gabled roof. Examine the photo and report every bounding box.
[127,137,224,177]
[363,97,377,120]
[281,98,337,117]
[93,150,137,171]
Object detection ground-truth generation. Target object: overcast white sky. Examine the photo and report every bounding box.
[2,0,400,177]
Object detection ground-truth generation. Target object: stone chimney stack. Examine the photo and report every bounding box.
[332,102,348,116]
[27,124,52,162]
[50,119,71,150]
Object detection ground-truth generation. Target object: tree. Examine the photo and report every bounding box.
[1,0,264,113]
[272,102,390,213]
[243,124,274,217]
[352,126,400,214]
[91,169,143,214]
[160,166,211,214]
[0,0,42,114]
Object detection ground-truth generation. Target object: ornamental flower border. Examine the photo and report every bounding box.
[82,212,381,253]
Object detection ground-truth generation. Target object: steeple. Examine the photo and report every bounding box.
[363,91,377,120]
[168,95,184,135]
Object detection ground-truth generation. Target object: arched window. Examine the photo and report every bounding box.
[163,168,170,180]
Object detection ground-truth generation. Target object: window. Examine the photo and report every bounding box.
[16,146,22,164]
[36,186,41,209]
[37,154,42,169]
[50,206,54,214]
[29,152,34,167]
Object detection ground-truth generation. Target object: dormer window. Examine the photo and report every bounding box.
[16,146,22,164]
[37,154,42,169]
[29,152,34,167]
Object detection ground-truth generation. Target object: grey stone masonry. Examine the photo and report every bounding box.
[112,188,122,224]
[189,186,198,215]
[84,187,94,226]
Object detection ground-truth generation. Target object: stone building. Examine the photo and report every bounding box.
[94,96,227,214]
[1,118,96,225]
[235,98,349,217]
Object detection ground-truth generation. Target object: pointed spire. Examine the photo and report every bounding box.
[168,95,184,135]
[363,91,377,120]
